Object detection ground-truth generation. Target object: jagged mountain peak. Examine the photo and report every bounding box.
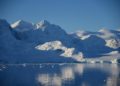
[11,20,35,31]
[40,20,50,25]
[35,20,66,35]
[36,20,50,29]
[12,20,33,26]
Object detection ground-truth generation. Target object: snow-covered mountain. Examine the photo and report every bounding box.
[11,20,36,31]
[0,19,120,63]
[0,19,76,63]
[11,20,71,46]
[73,29,120,50]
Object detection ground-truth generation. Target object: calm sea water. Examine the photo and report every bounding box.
[0,63,120,86]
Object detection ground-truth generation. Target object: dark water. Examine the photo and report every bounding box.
[0,63,120,86]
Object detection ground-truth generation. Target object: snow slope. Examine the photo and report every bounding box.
[35,41,83,61]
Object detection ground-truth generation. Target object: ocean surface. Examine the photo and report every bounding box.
[0,63,120,86]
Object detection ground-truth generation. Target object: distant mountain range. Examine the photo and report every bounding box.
[0,19,120,63]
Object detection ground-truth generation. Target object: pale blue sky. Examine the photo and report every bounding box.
[0,0,120,32]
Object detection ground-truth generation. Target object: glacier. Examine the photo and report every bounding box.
[0,19,120,63]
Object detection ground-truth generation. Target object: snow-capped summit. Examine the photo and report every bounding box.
[35,20,66,36]
[11,20,35,32]
[36,20,50,29]
[99,28,120,34]
[98,29,117,39]
[98,28,111,33]
[98,28,120,36]
[73,30,90,38]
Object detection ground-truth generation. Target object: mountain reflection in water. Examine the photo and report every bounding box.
[0,63,120,86]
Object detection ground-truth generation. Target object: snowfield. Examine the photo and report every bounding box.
[0,19,120,63]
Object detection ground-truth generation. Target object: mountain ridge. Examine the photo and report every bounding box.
[0,19,120,63]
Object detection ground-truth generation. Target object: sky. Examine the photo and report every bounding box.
[0,0,120,32]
